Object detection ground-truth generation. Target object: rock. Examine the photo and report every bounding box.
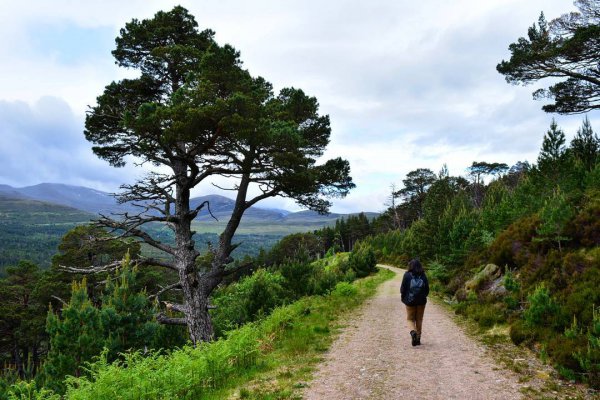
[465,264,501,292]
[484,276,508,296]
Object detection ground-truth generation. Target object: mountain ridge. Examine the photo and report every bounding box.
[0,183,378,224]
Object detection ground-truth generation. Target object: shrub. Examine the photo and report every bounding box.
[278,260,315,298]
[348,246,377,278]
[211,270,287,337]
[427,260,450,284]
[267,232,322,265]
[6,380,59,400]
[310,267,339,295]
[332,282,358,297]
[503,267,520,293]
[546,335,582,371]
[487,215,540,270]
[523,284,561,328]
[510,319,536,345]
[468,302,507,328]
[565,201,600,248]
[574,305,600,388]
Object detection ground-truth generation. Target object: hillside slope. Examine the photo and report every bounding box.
[0,195,93,272]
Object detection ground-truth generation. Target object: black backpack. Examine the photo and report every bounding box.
[405,273,425,304]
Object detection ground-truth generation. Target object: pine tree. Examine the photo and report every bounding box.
[43,257,172,393]
[538,119,566,166]
[0,261,47,379]
[44,279,103,393]
[535,188,573,252]
[570,116,599,171]
[99,254,161,359]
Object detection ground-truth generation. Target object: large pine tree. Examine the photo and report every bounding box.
[81,6,354,343]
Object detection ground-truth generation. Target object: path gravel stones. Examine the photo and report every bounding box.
[303,265,523,400]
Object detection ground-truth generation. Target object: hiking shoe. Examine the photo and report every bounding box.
[416,334,421,346]
[410,330,418,346]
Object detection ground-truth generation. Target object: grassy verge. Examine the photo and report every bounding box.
[215,267,394,400]
[51,268,394,400]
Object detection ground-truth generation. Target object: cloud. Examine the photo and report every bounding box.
[0,0,598,214]
[0,97,138,191]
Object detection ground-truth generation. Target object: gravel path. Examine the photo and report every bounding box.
[303,265,524,400]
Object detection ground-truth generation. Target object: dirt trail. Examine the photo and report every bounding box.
[303,265,523,400]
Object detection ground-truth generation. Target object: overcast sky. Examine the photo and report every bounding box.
[0,0,597,213]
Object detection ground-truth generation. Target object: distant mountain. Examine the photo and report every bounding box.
[14,183,127,215]
[0,184,379,272]
[1,183,375,225]
[0,184,31,200]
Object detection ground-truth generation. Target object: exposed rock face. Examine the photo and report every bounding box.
[464,263,502,292]
[484,276,508,296]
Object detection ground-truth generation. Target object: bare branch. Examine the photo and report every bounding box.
[156,313,187,325]
[50,295,68,306]
[149,282,182,299]
[222,262,253,277]
[245,188,280,210]
[162,302,187,314]
[189,200,218,221]
[137,258,178,271]
[97,217,176,255]
[211,182,238,191]
[58,260,122,274]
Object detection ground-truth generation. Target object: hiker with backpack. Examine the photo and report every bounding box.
[400,258,429,346]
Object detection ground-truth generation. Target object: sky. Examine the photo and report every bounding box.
[0,0,598,213]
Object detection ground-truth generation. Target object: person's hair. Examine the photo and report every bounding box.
[408,258,424,275]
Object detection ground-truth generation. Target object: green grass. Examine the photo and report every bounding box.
[46,268,394,399]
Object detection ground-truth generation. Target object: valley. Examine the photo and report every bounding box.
[0,183,377,273]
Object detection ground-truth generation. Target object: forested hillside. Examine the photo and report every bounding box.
[363,117,600,387]
[0,185,377,273]
[0,196,93,272]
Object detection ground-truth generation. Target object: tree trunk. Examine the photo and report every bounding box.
[179,268,214,343]
[173,161,215,343]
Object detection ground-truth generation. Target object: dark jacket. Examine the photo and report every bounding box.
[400,271,429,306]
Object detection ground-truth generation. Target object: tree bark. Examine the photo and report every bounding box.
[172,161,216,343]
[180,271,214,343]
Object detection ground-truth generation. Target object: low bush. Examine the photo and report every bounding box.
[5,380,59,400]
[575,305,600,388]
[211,269,287,337]
[427,260,450,284]
[465,302,507,329]
[348,245,377,278]
[523,284,561,328]
[510,319,536,345]
[332,282,358,297]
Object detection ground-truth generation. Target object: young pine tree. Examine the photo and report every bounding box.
[99,253,161,359]
[535,188,573,252]
[44,279,103,393]
[538,119,566,172]
[570,117,599,172]
[43,256,174,393]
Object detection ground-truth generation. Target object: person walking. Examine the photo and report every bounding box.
[400,258,429,346]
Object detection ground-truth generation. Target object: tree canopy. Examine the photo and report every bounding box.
[497,0,600,114]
